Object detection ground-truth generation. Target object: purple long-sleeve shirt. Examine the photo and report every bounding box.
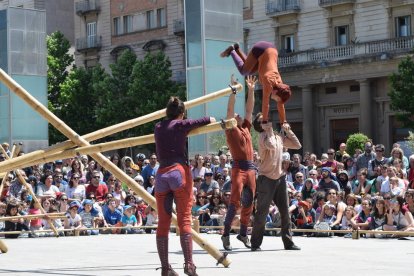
[154,117,211,168]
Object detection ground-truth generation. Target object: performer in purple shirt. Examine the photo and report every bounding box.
[154,96,214,276]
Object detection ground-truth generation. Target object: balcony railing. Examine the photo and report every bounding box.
[266,0,300,15]
[319,0,356,8]
[173,19,184,36]
[278,36,414,67]
[76,0,100,16]
[76,36,102,51]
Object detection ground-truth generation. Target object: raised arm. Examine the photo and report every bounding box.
[245,75,257,123]
[226,75,238,120]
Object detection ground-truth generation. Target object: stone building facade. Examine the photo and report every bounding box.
[74,0,186,82]
[243,0,414,154]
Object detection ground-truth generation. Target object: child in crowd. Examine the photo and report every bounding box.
[121,205,139,234]
[4,201,29,239]
[322,204,337,225]
[351,199,372,231]
[64,201,81,236]
[145,207,158,234]
[341,206,356,238]
[0,202,6,232]
[43,205,64,236]
[28,200,44,238]
[79,199,99,236]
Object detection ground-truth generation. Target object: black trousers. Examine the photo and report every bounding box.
[251,175,294,249]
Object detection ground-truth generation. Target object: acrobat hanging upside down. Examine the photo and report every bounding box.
[220,41,291,124]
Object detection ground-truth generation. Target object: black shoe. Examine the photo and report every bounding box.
[285,244,301,250]
[236,234,251,248]
[233,43,240,51]
[220,45,234,57]
[221,235,232,251]
[251,246,261,251]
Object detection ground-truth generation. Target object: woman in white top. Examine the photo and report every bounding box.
[384,196,414,232]
[191,154,208,180]
[65,173,86,202]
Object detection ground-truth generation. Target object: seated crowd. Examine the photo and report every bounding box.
[0,140,413,238]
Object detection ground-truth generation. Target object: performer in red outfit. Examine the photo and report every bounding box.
[154,96,214,276]
[220,41,291,124]
[221,76,257,251]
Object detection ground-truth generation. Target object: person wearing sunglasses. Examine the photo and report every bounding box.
[85,171,108,203]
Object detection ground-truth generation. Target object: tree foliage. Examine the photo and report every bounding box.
[47,31,74,109]
[96,50,186,146]
[346,133,370,156]
[389,56,414,129]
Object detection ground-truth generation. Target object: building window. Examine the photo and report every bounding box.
[243,0,251,9]
[349,84,360,92]
[87,22,97,48]
[123,15,133,34]
[325,87,337,94]
[395,16,411,37]
[113,17,121,35]
[147,10,156,29]
[282,34,295,53]
[335,25,349,46]
[157,8,166,27]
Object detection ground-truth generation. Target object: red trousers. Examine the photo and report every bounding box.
[229,168,256,226]
[155,164,193,237]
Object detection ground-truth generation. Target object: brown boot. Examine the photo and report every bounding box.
[156,236,178,276]
[220,45,234,57]
[156,265,179,276]
[180,233,198,275]
[184,263,198,276]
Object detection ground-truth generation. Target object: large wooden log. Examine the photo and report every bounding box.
[27,119,236,167]
[0,213,65,221]
[0,69,231,267]
[0,70,242,173]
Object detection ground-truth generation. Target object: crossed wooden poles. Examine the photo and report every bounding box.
[0,68,240,266]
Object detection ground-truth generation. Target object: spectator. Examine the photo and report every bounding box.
[351,199,372,231]
[343,156,357,181]
[37,175,59,200]
[388,147,408,173]
[103,197,123,234]
[307,154,318,172]
[356,141,376,172]
[318,168,340,193]
[335,143,348,162]
[67,159,86,184]
[404,191,414,217]
[145,207,158,234]
[384,196,414,232]
[282,159,293,184]
[336,170,352,196]
[141,153,159,187]
[292,172,305,192]
[375,165,389,195]
[121,205,139,234]
[144,175,155,196]
[294,200,315,234]
[389,177,403,197]
[302,178,316,200]
[85,170,108,203]
[79,199,100,236]
[9,170,32,201]
[290,154,308,179]
[112,181,126,206]
[64,201,81,236]
[134,153,146,171]
[322,148,339,173]
[42,205,64,237]
[368,144,388,180]
[28,200,43,238]
[199,172,219,195]
[3,201,29,239]
[317,189,346,231]
[213,154,231,175]
[65,173,85,202]
[370,198,387,236]
[354,168,374,195]
[380,166,405,196]
[191,155,208,180]
[341,206,357,234]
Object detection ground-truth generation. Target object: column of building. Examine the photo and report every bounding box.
[301,86,313,153]
[358,79,372,138]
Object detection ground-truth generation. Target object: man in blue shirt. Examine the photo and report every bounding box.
[103,198,122,234]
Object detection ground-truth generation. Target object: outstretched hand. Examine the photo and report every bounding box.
[246,75,257,91]
[230,74,238,86]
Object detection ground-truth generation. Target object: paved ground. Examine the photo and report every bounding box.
[1,234,413,276]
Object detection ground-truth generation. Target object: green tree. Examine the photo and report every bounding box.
[389,56,414,129]
[47,31,75,144]
[96,50,186,151]
[50,65,109,143]
[346,133,370,157]
[47,31,74,110]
